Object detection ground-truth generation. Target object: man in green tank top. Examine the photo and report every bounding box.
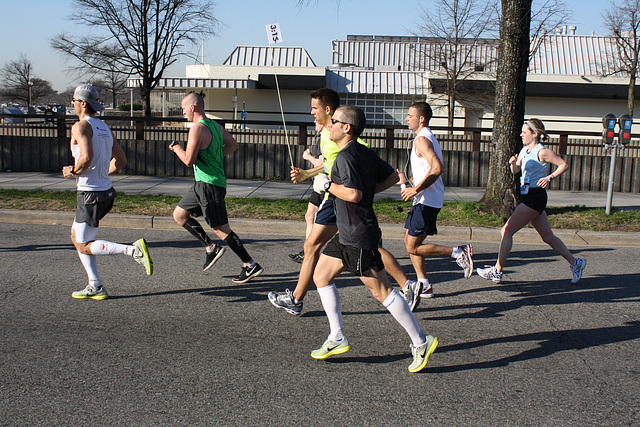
[170,93,263,283]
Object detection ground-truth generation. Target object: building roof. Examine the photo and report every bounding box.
[136,33,629,96]
[530,35,622,76]
[223,46,317,67]
[126,77,255,89]
[332,33,624,77]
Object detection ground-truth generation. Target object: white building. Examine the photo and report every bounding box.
[131,29,638,133]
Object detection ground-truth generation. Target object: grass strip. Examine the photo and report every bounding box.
[0,189,638,232]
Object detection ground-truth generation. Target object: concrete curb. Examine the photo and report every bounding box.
[1,208,639,247]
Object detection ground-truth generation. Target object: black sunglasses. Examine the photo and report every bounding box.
[331,118,351,126]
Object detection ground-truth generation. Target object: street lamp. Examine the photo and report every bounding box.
[27,80,33,107]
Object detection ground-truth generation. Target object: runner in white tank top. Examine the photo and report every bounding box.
[410,126,444,208]
[398,102,474,299]
[63,84,153,300]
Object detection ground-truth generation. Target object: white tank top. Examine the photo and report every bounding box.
[410,127,444,208]
[71,116,113,191]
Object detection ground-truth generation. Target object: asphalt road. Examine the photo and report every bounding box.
[1,222,639,426]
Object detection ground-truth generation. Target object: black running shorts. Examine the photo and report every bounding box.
[520,187,547,214]
[309,190,323,207]
[323,234,385,277]
[178,181,229,228]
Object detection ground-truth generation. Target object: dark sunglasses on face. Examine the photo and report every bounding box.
[331,118,351,126]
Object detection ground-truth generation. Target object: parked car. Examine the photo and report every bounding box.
[0,107,25,123]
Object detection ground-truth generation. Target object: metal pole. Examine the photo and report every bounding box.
[130,87,134,127]
[605,144,618,215]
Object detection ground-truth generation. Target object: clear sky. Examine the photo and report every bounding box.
[1,0,611,93]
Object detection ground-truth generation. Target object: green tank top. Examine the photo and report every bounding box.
[194,119,226,188]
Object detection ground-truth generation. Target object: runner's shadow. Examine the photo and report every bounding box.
[420,272,640,321]
[430,320,640,373]
[0,243,74,253]
[319,352,408,365]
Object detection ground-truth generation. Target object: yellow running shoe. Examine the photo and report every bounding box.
[408,335,438,373]
[133,238,153,276]
[311,337,351,359]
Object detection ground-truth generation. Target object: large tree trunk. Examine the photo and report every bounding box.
[480,0,532,219]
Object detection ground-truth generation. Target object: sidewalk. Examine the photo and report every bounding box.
[2,171,639,208]
[1,171,639,246]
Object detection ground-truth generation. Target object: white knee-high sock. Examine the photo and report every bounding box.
[90,240,133,256]
[77,251,100,287]
[317,284,344,341]
[383,289,426,346]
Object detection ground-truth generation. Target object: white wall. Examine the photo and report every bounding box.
[201,88,315,128]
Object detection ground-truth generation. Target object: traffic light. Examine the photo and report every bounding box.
[618,114,632,145]
[602,113,617,144]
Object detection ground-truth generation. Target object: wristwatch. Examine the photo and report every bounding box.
[323,180,332,192]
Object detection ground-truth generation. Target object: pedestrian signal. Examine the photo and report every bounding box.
[618,114,632,145]
[602,114,617,144]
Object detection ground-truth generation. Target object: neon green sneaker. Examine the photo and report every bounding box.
[133,238,153,276]
[311,337,351,359]
[72,285,109,300]
[408,335,438,373]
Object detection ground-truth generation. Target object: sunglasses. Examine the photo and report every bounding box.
[331,118,351,126]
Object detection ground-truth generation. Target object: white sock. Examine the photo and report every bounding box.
[451,246,461,258]
[317,284,344,341]
[90,240,132,256]
[383,289,426,347]
[77,251,100,285]
[418,278,430,289]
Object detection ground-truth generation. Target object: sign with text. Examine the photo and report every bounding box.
[266,23,283,44]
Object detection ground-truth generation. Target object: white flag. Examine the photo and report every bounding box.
[266,23,283,44]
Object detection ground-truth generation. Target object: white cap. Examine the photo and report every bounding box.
[73,84,105,112]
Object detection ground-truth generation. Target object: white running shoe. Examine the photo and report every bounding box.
[401,280,423,311]
[455,245,474,278]
[570,258,587,284]
[420,284,434,299]
[477,265,503,283]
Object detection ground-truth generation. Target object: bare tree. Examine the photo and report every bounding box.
[51,0,220,118]
[412,0,499,128]
[0,54,56,106]
[410,0,569,130]
[603,0,640,117]
[480,0,532,218]
[528,0,573,56]
[86,46,131,109]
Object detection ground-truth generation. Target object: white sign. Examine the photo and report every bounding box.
[266,23,283,44]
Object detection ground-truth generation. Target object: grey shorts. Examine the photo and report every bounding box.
[75,188,116,227]
[178,181,229,228]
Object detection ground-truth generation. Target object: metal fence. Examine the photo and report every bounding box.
[1,117,639,193]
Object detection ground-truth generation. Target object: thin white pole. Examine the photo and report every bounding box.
[270,47,294,166]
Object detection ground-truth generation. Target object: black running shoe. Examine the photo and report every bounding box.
[288,250,304,264]
[203,245,225,271]
[232,263,264,283]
